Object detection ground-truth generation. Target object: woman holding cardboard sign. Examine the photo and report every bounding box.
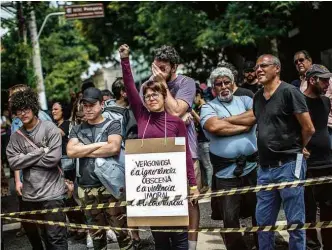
[119,44,199,249]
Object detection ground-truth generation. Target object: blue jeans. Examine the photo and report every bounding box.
[256,159,306,250]
[198,142,213,188]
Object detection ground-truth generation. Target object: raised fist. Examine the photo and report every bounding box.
[119,44,130,59]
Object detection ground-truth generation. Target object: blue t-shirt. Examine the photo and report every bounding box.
[200,96,258,178]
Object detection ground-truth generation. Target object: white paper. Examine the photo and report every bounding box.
[125,152,188,217]
[295,153,303,179]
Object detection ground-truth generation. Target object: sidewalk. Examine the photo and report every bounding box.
[197,232,225,250]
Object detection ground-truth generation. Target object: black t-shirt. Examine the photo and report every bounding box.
[194,104,209,143]
[58,120,70,155]
[253,82,308,165]
[241,82,262,94]
[69,118,122,187]
[305,95,332,169]
[234,87,254,98]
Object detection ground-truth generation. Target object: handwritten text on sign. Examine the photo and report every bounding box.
[126,152,188,217]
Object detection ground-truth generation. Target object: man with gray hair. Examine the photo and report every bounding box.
[251,54,315,249]
[200,67,258,250]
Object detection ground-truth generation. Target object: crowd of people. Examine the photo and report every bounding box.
[2,45,332,250]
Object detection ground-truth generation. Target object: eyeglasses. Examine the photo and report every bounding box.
[214,80,232,87]
[16,109,31,115]
[294,58,305,65]
[253,63,275,71]
[144,92,160,101]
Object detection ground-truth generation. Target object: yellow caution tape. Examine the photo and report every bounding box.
[2,217,332,233]
[1,176,332,217]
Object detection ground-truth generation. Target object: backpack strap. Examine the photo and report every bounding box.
[94,120,113,143]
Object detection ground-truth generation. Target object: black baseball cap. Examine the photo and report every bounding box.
[81,87,103,103]
[243,61,256,72]
[306,64,332,79]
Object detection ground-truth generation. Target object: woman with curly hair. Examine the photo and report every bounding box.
[6,88,68,249]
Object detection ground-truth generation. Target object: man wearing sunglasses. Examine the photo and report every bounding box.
[291,50,313,92]
[252,54,315,250]
[241,61,262,94]
[200,67,258,250]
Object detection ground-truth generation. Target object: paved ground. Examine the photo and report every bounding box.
[1,176,291,250]
[2,192,290,250]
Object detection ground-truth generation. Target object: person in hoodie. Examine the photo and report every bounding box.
[6,88,67,250]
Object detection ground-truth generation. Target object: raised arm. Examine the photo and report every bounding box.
[119,44,144,119]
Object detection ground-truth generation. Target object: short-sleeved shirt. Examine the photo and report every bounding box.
[69,118,122,188]
[142,74,198,159]
[305,95,332,169]
[253,82,308,166]
[200,96,258,178]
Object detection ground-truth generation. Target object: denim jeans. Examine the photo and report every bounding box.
[256,159,306,250]
[151,227,188,250]
[215,169,258,250]
[198,142,213,188]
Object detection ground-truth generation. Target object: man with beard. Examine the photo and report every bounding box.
[200,67,258,250]
[291,50,313,93]
[241,61,261,94]
[303,64,332,250]
[218,62,254,98]
[141,45,200,250]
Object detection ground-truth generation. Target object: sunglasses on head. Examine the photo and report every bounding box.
[294,58,305,65]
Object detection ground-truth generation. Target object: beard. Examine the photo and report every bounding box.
[165,71,172,82]
[218,93,233,103]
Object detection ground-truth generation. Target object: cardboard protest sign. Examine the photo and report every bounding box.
[125,137,189,227]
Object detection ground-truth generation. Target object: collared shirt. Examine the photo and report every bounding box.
[200,96,258,178]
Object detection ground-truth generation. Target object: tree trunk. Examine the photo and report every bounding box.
[28,9,48,110]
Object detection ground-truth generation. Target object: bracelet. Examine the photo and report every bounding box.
[189,186,198,190]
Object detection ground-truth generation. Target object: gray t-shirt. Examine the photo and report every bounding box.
[141,74,198,159]
[69,118,122,188]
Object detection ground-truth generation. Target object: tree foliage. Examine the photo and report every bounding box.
[77,1,301,81]
[1,2,98,103]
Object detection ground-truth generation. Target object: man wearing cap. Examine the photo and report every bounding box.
[303,64,332,250]
[241,61,262,94]
[200,67,258,250]
[67,87,132,250]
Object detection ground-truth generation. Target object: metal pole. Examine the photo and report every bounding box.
[37,12,65,40]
